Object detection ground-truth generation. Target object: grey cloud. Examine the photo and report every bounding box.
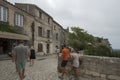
[7,0,120,49]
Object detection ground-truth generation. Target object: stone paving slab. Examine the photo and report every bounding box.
[0,55,60,80]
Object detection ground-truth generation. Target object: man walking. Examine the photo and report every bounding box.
[12,40,29,80]
[59,45,70,79]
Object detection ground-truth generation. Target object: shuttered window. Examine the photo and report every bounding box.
[15,13,24,27]
[47,30,50,38]
[56,33,58,40]
[38,43,43,52]
[0,6,8,22]
[38,27,43,37]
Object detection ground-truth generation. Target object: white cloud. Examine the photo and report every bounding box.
[7,0,120,49]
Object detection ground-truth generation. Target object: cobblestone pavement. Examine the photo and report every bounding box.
[0,55,61,80]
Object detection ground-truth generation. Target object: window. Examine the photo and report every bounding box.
[56,33,58,40]
[39,11,42,18]
[38,27,43,37]
[54,25,56,30]
[48,17,50,24]
[0,6,8,22]
[47,30,50,38]
[15,13,24,27]
[46,44,50,53]
[38,43,43,52]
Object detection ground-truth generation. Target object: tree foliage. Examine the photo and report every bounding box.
[85,45,111,56]
[67,27,119,58]
[67,27,94,50]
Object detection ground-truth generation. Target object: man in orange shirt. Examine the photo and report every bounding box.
[59,45,70,79]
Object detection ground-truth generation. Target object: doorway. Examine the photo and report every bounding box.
[0,38,10,54]
[46,44,50,54]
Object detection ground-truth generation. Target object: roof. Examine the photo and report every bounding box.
[1,0,33,17]
[0,32,29,40]
[15,3,53,19]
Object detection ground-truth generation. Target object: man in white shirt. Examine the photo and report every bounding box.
[56,46,60,57]
[70,48,81,80]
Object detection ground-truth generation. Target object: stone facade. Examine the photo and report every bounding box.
[0,0,67,55]
[52,21,67,52]
[15,3,67,55]
[0,0,34,54]
[58,55,120,80]
[0,0,34,35]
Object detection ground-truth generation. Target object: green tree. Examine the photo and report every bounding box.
[85,45,112,57]
[67,27,94,50]
[67,27,118,58]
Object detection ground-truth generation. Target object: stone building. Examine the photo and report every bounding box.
[0,0,34,54]
[52,20,67,52]
[0,0,67,55]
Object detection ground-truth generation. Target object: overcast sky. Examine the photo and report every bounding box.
[7,0,120,49]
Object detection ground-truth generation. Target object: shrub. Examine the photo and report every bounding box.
[85,45,120,58]
[0,21,17,33]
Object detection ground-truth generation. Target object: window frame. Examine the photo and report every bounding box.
[47,30,50,38]
[39,11,42,19]
[38,43,43,52]
[0,5,8,22]
[48,17,50,24]
[38,27,43,37]
[56,33,58,40]
[15,13,24,27]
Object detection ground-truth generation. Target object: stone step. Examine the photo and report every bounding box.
[0,54,11,60]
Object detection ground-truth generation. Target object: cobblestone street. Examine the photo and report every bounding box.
[0,55,60,80]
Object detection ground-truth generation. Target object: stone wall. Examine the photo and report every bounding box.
[58,55,120,80]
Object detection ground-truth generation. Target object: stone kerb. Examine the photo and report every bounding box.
[58,55,120,80]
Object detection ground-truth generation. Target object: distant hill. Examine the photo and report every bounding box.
[113,49,120,53]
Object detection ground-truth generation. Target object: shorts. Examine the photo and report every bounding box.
[16,62,26,70]
[61,60,68,67]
